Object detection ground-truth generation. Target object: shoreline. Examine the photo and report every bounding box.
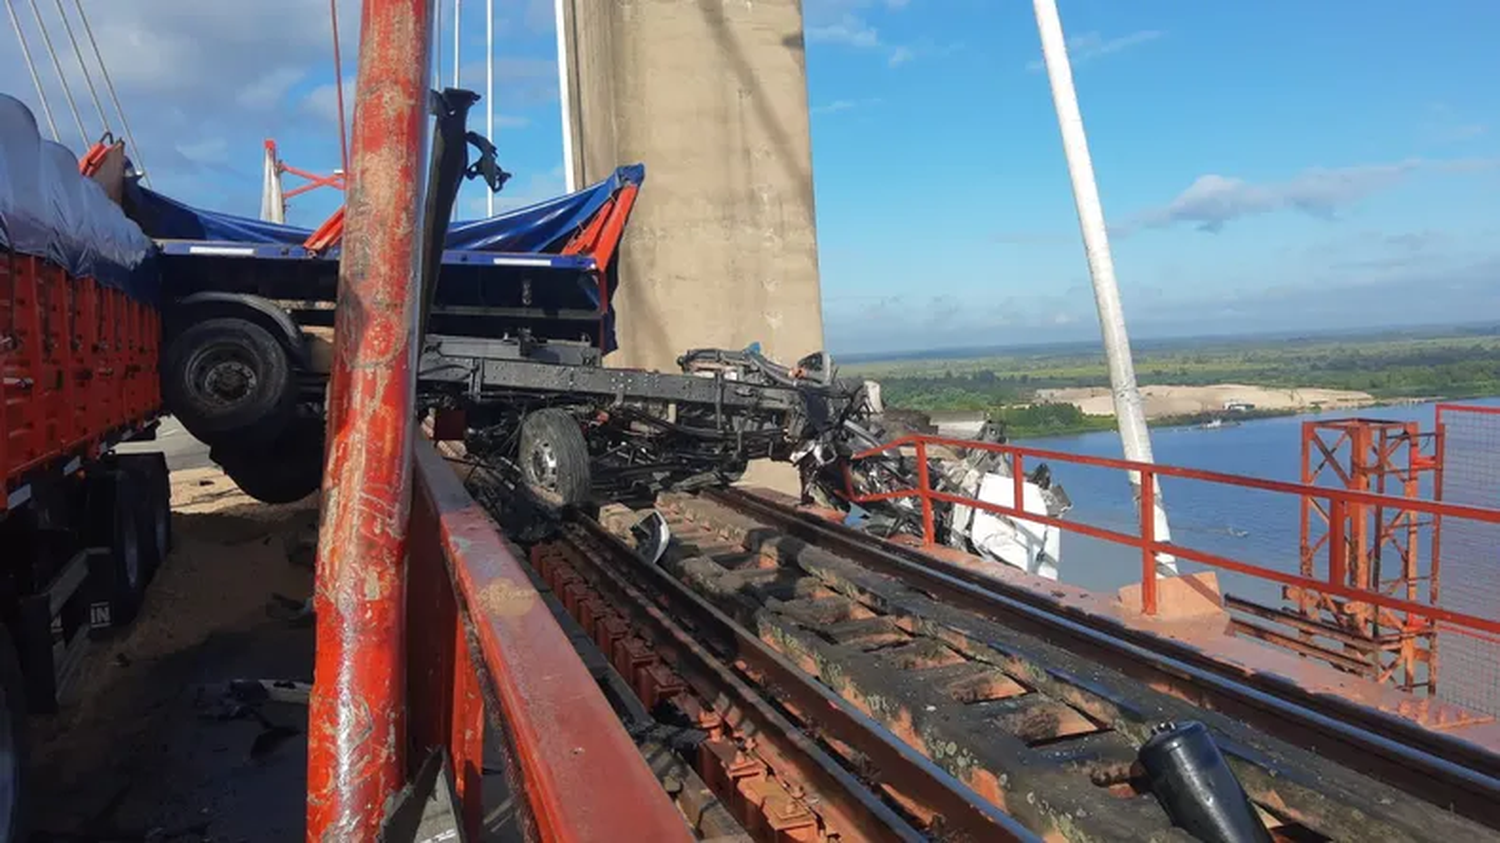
[927,388,1472,440]
[1034,383,1375,420]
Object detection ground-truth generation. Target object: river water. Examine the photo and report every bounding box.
[1013,397,1500,604]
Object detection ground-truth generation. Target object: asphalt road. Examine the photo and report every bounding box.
[117,416,213,472]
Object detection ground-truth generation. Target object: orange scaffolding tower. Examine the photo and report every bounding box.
[1297,418,1441,693]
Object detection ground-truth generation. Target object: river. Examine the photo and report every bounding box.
[1014,396,1500,605]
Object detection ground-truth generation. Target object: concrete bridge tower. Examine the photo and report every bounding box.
[557,0,825,372]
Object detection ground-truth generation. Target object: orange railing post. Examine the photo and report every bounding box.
[916,439,935,545]
[1140,468,1157,616]
[306,1,435,839]
[1328,497,1347,590]
[1011,450,1026,527]
[841,432,1500,642]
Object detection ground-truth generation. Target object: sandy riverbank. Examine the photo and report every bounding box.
[1035,384,1375,419]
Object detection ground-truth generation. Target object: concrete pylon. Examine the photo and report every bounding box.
[558,0,825,373]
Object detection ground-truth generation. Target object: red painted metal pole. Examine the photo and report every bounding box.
[1140,468,1157,615]
[1011,451,1025,526]
[916,439,935,545]
[307,2,435,839]
[1328,497,1348,591]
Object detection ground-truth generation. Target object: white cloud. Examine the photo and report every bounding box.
[802,0,918,66]
[1124,158,1499,233]
[807,15,880,48]
[1,0,366,209]
[813,100,858,115]
[236,68,308,111]
[175,136,230,165]
[811,98,882,115]
[1025,30,1163,72]
[300,80,357,125]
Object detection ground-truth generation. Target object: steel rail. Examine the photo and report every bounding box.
[710,487,1500,829]
[561,518,1042,843]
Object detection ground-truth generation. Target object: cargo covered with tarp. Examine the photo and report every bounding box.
[126,164,645,353]
[0,94,159,303]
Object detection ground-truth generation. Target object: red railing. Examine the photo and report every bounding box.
[844,433,1500,642]
[404,439,693,841]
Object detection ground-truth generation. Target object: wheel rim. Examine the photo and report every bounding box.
[527,440,560,491]
[0,670,16,833]
[187,344,259,411]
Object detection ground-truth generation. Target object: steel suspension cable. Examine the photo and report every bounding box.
[5,0,60,139]
[329,0,349,175]
[54,0,107,134]
[70,0,148,185]
[26,0,88,148]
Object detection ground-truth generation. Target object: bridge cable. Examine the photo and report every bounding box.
[329,0,349,176]
[54,0,108,135]
[25,0,89,149]
[70,0,149,185]
[5,0,60,140]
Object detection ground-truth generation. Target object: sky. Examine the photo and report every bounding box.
[2,1,1498,356]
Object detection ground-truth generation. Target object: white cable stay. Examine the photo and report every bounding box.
[1031,0,1175,574]
[25,0,88,149]
[53,0,108,134]
[70,0,149,185]
[485,0,494,216]
[4,0,60,140]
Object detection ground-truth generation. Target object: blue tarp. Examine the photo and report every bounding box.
[126,159,644,354]
[125,163,646,258]
[0,94,159,303]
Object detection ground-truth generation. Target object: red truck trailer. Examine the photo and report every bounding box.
[0,94,172,838]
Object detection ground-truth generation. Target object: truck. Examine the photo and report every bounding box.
[120,91,644,503]
[117,92,1069,547]
[0,94,174,838]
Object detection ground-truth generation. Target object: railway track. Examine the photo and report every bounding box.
[488,475,1500,842]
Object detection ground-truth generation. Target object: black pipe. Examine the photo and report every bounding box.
[1138,721,1273,843]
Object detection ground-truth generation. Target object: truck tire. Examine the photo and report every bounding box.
[114,453,172,581]
[519,408,591,508]
[212,417,325,505]
[0,626,28,842]
[87,470,146,628]
[162,318,295,446]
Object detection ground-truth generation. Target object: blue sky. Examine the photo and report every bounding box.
[3,1,1497,355]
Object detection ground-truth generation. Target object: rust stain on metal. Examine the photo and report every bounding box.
[475,577,540,618]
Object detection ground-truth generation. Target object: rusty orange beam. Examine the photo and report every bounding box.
[413,441,693,842]
[306,1,435,839]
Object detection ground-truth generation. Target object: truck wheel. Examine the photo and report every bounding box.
[213,417,325,504]
[87,470,145,628]
[162,318,295,446]
[0,626,29,842]
[114,453,172,581]
[519,408,591,508]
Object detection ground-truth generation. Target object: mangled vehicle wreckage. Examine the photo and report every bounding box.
[429,335,1072,578]
[128,75,1071,572]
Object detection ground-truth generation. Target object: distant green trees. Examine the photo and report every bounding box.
[991,403,1115,437]
[866,332,1500,437]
